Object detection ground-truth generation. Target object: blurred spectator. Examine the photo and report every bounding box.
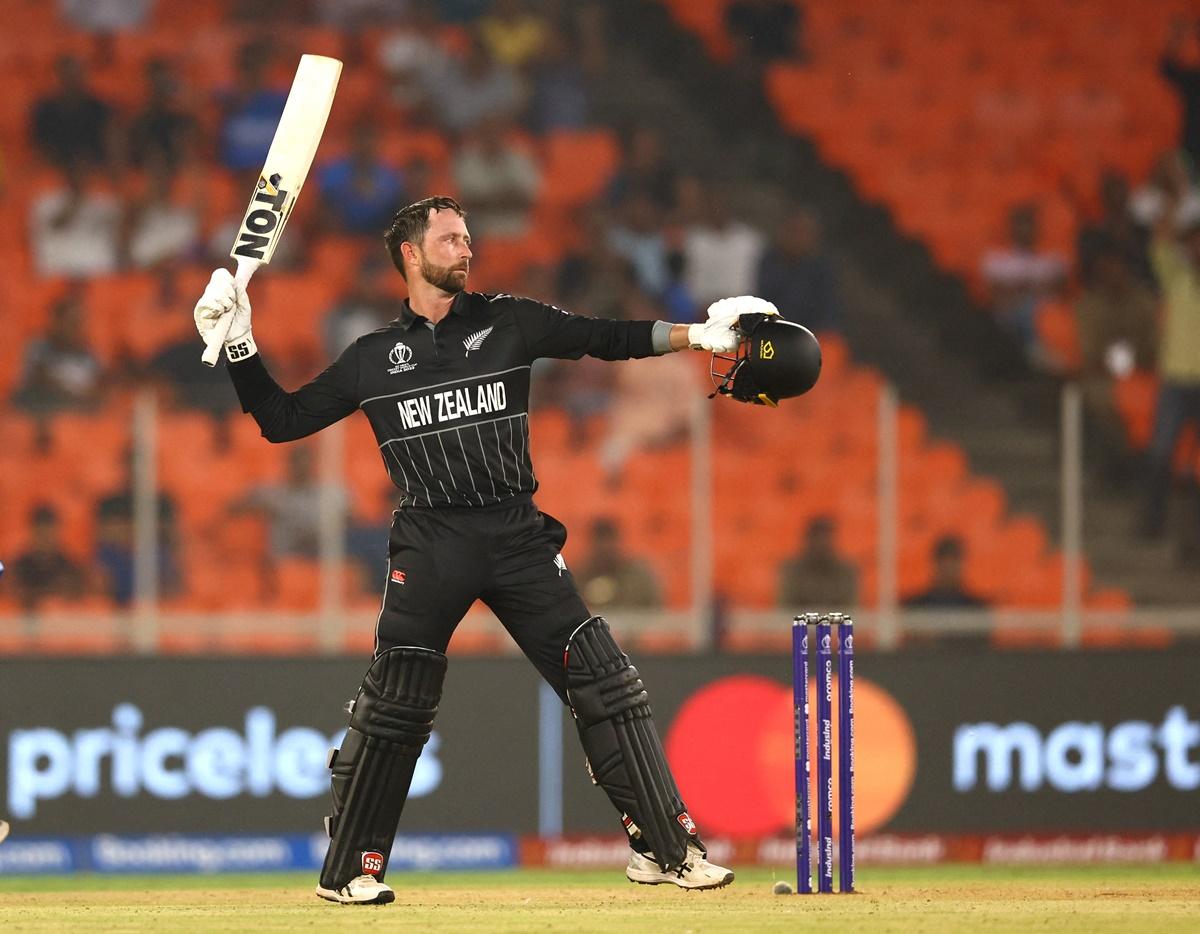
[436,0,490,23]
[672,173,707,228]
[217,41,289,172]
[1142,205,1200,545]
[777,517,858,609]
[534,253,617,431]
[317,123,408,236]
[60,0,152,32]
[1129,150,1200,232]
[8,505,88,612]
[606,125,677,211]
[1075,170,1151,288]
[127,58,198,174]
[377,1,452,116]
[60,0,152,31]
[323,257,397,357]
[230,446,349,560]
[30,54,116,172]
[12,291,103,415]
[525,21,590,132]
[903,536,988,609]
[519,262,563,308]
[30,165,122,277]
[1160,17,1200,166]
[421,34,523,134]
[607,192,669,295]
[404,157,436,205]
[95,454,181,606]
[599,293,698,481]
[122,163,201,269]
[315,0,409,29]
[661,252,698,323]
[1076,239,1158,421]
[575,517,662,609]
[572,1,609,75]
[980,203,1068,366]
[452,118,540,238]
[532,351,614,438]
[478,0,547,70]
[229,0,316,26]
[557,211,625,312]
[756,206,841,333]
[555,212,664,470]
[145,339,240,418]
[725,0,805,63]
[683,188,766,307]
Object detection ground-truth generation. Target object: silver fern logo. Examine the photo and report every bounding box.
[463,326,494,356]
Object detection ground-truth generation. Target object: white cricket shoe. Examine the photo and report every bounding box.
[315,874,396,905]
[626,843,734,890]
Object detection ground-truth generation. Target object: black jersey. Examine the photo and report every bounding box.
[227,291,659,508]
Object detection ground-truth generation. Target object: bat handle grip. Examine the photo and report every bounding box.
[200,257,260,367]
[233,255,259,289]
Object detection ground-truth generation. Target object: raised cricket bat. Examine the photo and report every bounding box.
[201,54,342,366]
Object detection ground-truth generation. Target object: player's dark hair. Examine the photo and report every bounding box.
[384,196,466,279]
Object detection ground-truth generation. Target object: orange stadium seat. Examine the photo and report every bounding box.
[311,237,371,291]
[185,557,269,612]
[541,131,621,208]
[0,0,1151,651]
[709,0,1182,287]
[149,0,230,29]
[251,274,341,364]
[270,558,322,612]
[377,129,451,168]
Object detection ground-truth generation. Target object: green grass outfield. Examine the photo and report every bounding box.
[1,865,1198,933]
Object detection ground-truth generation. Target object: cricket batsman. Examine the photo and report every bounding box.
[193,196,819,905]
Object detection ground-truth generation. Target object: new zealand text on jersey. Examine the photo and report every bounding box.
[397,380,508,430]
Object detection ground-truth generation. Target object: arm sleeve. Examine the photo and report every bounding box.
[226,344,360,443]
[512,298,657,361]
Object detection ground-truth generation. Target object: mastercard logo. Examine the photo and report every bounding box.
[664,675,916,837]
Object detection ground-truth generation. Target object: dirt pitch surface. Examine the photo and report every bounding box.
[1,865,1198,932]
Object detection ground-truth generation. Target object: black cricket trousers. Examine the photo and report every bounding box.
[373,496,589,701]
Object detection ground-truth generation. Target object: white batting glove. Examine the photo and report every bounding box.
[705,295,779,327]
[687,318,742,353]
[687,295,778,353]
[194,268,256,362]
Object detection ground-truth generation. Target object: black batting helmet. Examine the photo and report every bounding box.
[710,313,822,406]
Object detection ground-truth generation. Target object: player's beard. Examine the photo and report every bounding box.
[420,254,469,294]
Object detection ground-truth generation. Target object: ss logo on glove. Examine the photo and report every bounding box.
[228,341,254,361]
